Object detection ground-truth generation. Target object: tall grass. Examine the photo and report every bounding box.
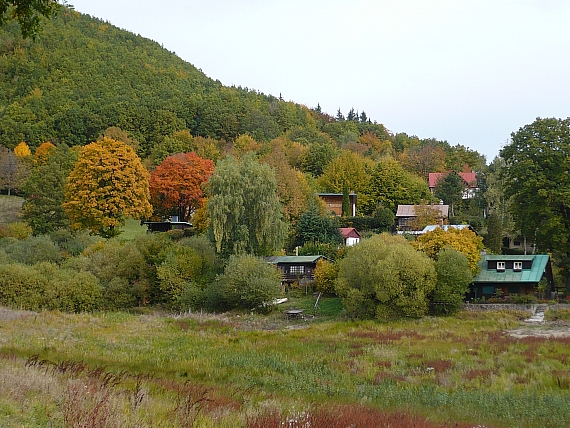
[1,307,570,427]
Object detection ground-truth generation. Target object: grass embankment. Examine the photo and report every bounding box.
[1,303,570,427]
[0,195,23,224]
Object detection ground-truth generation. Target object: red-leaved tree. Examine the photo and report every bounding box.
[149,152,215,222]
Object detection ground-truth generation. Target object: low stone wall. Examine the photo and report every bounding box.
[464,303,570,313]
[463,303,538,314]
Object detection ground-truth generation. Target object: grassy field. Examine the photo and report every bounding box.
[0,195,23,224]
[119,218,150,240]
[1,302,570,427]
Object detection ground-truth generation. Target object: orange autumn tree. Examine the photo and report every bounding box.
[149,152,214,222]
[34,142,56,165]
[64,137,152,238]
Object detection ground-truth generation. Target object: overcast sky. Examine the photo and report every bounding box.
[68,0,570,162]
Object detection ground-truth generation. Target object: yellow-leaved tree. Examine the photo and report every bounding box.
[34,142,56,165]
[63,137,152,238]
[14,141,32,157]
[412,227,483,273]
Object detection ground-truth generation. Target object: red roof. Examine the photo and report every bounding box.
[339,227,361,239]
[428,172,477,188]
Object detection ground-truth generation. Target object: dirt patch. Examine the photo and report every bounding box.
[507,321,570,338]
[0,307,36,321]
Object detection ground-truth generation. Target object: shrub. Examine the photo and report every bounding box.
[35,262,102,312]
[508,294,538,304]
[314,259,338,295]
[1,235,62,265]
[0,262,102,312]
[0,222,32,240]
[49,229,100,257]
[0,263,50,310]
[178,235,219,285]
[100,277,140,311]
[210,254,282,312]
[432,248,473,315]
[157,245,203,305]
[81,240,145,284]
[336,233,435,320]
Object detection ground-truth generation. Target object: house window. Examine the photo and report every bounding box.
[497,262,505,271]
[290,265,305,275]
[508,286,521,294]
[482,286,495,295]
[513,261,522,271]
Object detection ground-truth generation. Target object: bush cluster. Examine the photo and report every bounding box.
[0,229,282,313]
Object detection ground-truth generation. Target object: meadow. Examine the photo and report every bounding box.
[1,301,569,427]
[0,195,24,225]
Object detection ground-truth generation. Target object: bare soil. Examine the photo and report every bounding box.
[507,320,570,338]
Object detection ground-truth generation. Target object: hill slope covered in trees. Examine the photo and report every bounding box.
[0,7,484,169]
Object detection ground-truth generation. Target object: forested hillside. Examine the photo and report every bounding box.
[0,7,484,167]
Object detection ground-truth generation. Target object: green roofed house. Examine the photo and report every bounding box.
[468,254,554,300]
[266,255,326,285]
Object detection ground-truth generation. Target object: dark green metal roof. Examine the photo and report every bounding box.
[473,254,549,283]
[268,256,325,264]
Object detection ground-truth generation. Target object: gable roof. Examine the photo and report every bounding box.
[428,172,477,188]
[339,227,361,239]
[396,204,449,218]
[473,254,550,284]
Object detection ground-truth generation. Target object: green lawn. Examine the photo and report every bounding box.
[118,218,149,240]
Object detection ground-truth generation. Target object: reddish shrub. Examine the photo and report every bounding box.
[246,403,481,428]
[376,360,392,368]
[422,359,453,372]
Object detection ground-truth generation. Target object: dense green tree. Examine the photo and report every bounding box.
[294,201,343,248]
[433,171,464,216]
[371,204,396,232]
[0,0,60,38]
[501,117,570,289]
[299,140,339,177]
[486,211,502,254]
[336,233,436,320]
[484,156,516,242]
[20,144,77,234]
[432,248,473,315]
[207,154,287,257]
[444,144,486,172]
[365,158,432,213]
[317,150,374,212]
[0,261,101,312]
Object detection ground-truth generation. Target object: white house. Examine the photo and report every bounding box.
[340,227,361,246]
